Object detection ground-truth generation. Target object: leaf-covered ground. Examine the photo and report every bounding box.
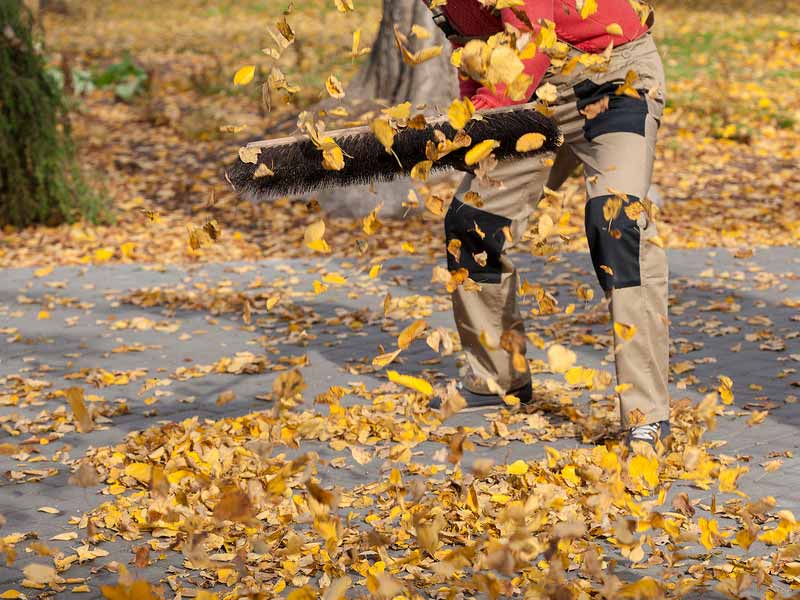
[0,0,799,598]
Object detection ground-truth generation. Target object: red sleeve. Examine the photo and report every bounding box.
[471,0,554,109]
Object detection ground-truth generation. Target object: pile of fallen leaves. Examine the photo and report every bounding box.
[46,381,795,598]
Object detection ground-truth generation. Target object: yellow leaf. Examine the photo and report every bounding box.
[372,349,402,368]
[369,264,382,278]
[320,137,345,171]
[253,163,274,178]
[606,22,624,36]
[325,74,345,99]
[307,238,330,253]
[506,460,528,475]
[387,370,433,396]
[351,29,370,58]
[238,146,261,164]
[124,462,152,483]
[538,213,555,239]
[564,366,595,387]
[94,247,114,263]
[614,322,637,341]
[38,506,60,514]
[579,0,598,19]
[371,118,396,153]
[0,591,27,599]
[334,0,354,12]
[411,24,431,39]
[50,532,78,541]
[22,564,58,585]
[402,241,415,254]
[233,65,256,86]
[398,319,427,350]
[322,273,346,285]
[536,82,558,103]
[304,220,326,245]
[718,375,734,405]
[487,46,524,87]
[410,160,432,181]
[37,310,51,320]
[628,455,659,489]
[547,344,576,373]
[516,132,546,152]
[313,280,328,294]
[382,102,412,121]
[120,242,135,259]
[34,265,53,277]
[448,97,475,130]
[699,517,720,550]
[464,139,500,166]
[561,464,581,486]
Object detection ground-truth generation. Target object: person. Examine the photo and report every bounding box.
[425,0,671,447]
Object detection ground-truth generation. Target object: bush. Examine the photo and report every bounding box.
[0,0,104,227]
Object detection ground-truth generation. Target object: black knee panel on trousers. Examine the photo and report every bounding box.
[574,79,649,142]
[444,198,511,284]
[585,194,642,291]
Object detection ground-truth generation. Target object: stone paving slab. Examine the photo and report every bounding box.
[0,246,798,598]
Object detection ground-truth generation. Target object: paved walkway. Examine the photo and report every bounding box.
[0,247,798,598]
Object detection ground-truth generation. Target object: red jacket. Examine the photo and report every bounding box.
[426,0,650,108]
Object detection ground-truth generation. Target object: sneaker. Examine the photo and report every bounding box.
[626,420,671,450]
[455,379,533,412]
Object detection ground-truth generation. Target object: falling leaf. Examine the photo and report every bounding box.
[238,146,261,164]
[579,0,598,19]
[398,319,427,350]
[448,97,475,130]
[387,370,433,396]
[371,118,396,153]
[334,0,354,12]
[516,132,546,152]
[547,344,576,373]
[614,322,637,342]
[606,22,624,36]
[233,65,255,86]
[216,390,236,406]
[465,139,500,166]
[253,163,274,178]
[410,160,433,181]
[66,387,93,433]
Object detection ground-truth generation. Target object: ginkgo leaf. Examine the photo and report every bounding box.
[387,370,433,396]
[614,322,637,341]
[447,97,475,130]
[372,348,401,368]
[233,65,256,86]
[516,132,546,152]
[325,74,345,99]
[464,139,500,166]
[547,344,576,373]
[578,0,598,19]
[398,319,427,350]
[371,118,396,153]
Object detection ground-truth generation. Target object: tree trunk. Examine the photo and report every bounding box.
[318,0,458,218]
[349,0,457,107]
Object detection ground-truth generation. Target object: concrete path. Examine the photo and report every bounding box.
[0,247,798,598]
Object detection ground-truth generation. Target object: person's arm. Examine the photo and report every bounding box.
[471,0,554,109]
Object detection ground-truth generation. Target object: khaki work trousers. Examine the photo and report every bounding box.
[445,33,670,427]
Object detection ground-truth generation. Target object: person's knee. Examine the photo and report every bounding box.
[444,198,512,285]
[584,193,645,291]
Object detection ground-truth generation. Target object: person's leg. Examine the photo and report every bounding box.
[567,37,671,431]
[445,155,550,399]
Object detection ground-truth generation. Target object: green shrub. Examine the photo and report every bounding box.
[0,0,105,227]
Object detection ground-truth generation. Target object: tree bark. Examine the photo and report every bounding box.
[349,0,457,107]
[318,0,458,218]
